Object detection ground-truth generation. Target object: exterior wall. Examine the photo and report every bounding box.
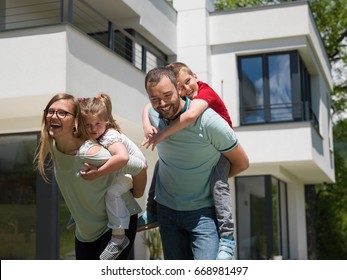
[0,26,67,133]
[64,25,148,125]
[88,0,177,55]
[173,0,215,82]
[287,182,308,259]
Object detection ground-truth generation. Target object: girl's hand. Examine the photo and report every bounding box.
[80,163,100,180]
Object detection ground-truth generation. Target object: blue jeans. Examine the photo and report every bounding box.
[147,156,233,238]
[157,203,219,260]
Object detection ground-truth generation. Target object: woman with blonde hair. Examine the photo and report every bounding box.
[34,93,142,260]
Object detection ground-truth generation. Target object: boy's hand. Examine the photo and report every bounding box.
[80,163,100,180]
[141,132,165,151]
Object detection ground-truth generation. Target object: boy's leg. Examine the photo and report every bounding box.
[132,168,147,198]
[137,160,159,232]
[146,160,159,214]
[211,154,236,260]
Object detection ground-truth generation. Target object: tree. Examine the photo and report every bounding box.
[309,0,347,121]
[215,0,347,259]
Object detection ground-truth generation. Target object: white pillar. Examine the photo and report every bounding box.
[173,0,214,82]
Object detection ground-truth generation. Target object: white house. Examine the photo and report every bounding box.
[0,0,334,260]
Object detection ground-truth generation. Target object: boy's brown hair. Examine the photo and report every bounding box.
[166,62,194,78]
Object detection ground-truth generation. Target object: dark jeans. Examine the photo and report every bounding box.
[75,214,138,260]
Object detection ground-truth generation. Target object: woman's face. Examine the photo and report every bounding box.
[45,99,76,140]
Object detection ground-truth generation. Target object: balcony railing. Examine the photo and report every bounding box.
[240,102,320,132]
[0,0,167,72]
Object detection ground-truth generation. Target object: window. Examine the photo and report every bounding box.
[238,51,317,129]
[0,133,66,259]
[235,175,289,260]
[0,133,38,259]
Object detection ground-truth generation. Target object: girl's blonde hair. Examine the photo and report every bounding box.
[33,93,90,182]
[79,93,122,134]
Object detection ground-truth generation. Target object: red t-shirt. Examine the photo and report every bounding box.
[195,81,233,128]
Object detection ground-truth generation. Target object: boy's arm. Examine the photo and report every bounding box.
[143,99,209,150]
[142,102,158,139]
[80,141,129,180]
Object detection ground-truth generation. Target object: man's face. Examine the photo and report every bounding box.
[147,76,181,120]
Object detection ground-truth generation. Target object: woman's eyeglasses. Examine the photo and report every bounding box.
[44,109,75,119]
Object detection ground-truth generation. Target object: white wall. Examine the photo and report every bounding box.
[0,26,67,133]
[287,182,308,259]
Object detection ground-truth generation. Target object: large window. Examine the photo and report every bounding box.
[235,175,289,260]
[0,133,38,259]
[0,132,76,259]
[238,51,317,129]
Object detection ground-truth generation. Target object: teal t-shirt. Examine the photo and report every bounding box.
[148,98,238,211]
[53,140,141,242]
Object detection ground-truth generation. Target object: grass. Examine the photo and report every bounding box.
[0,201,75,260]
[0,204,36,259]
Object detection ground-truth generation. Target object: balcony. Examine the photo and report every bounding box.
[0,0,169,72]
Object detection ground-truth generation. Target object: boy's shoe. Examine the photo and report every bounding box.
[66,217,76,230]
[137,210,159,232]
[100,237,130,260]
[217,236,236,260]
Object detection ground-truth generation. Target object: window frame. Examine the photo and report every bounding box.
[238,51,317,130]
[235,175,289,260]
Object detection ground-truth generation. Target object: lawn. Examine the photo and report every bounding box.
[0,201,75,259]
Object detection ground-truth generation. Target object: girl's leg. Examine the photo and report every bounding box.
[101,179,132,260]
[117,214,138,260]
